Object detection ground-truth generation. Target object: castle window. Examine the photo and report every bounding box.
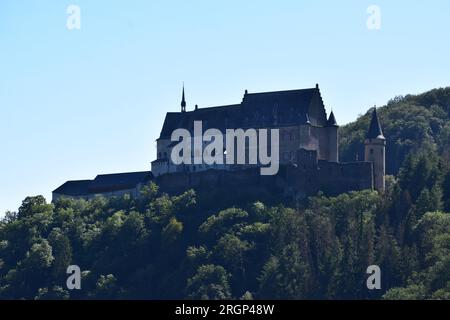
[158,152,162,159]
[370,149,374,155]
[164,152,167,159]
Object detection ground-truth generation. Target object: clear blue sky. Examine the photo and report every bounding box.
[1,0,449,214]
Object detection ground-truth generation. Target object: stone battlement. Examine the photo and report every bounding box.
[155,149,373,202]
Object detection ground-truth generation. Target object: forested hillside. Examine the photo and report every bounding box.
[340,87,450,174]
[1,88,449,300]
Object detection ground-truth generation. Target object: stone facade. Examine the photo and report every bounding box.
[150,85,385,197]
[364,108,386,192]
[151,85,341,177]
[53,86,386,201]
[154,148,373,201]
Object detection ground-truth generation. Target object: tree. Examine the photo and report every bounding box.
[442,171,450,212]
[186,264,231,300]
[35,286,70,300]
[199,208,248,239]
[24,239,54,270]
[94,274,120,299]
[48,228,72,280]
[162,217,183,244]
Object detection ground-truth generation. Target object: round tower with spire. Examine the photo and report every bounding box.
[364,107,386,192]
[325,110,339,162]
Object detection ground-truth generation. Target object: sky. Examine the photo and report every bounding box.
[0,0,449,215]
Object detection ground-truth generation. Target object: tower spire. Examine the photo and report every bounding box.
[325,109,339,162]
[327,110,338,126]
[181,84,186,112]
[364,106,386,192]
[366,106,384,139]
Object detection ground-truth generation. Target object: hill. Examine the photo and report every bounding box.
[340,87,450,174]
[1,88,450,300]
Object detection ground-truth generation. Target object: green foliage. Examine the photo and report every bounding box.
[1,170,449,300]
[1,88,450,299]
[186,264,231,300]
[199,208,248,238]
[384,211,450,300]
[162,217,183,244]
[94,274,119,299]
[48,228,72,279]
[383,284,427,300]
[35,286,70,300]
[25,239,54,270]
[340,88,450,174]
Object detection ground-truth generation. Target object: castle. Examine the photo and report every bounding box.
[53,85,385,201]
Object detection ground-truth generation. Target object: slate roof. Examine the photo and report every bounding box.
[53,171,153,196]
[327,111,338,126]
[366,108,385,140]
[89,171,154,193]
[53,180,92,196]
[158,87,328,139]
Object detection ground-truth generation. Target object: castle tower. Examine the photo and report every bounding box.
[365,107,386,192]
[181,85,186,112]
[326,110,339,162]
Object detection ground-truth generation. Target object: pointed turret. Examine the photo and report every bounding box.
[325,109,338,162]
[327,110,338,127]
[181,85,186,112]
[366,107,384,140]
[364,106,386,192]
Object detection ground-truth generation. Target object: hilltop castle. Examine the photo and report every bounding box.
[53,85,385,201]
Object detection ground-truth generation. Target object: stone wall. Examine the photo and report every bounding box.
[156,167,285,196]
[155,150,374,203]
